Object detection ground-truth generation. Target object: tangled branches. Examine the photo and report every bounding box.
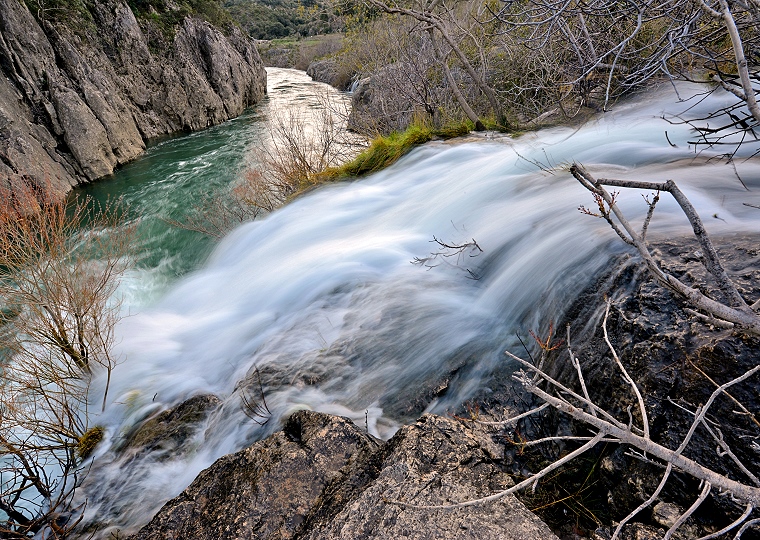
[0,182,133,537]
[389,300,760,537]
[571,163,760,336]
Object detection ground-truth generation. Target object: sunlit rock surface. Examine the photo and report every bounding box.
[133,411,558,540]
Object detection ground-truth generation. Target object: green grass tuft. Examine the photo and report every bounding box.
[318,123,434,181]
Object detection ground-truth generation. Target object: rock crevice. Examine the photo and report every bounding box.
[133,410,558,540]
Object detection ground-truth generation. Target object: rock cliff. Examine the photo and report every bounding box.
[0,0,266,199]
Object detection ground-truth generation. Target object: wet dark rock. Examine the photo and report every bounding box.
[651,501,683,528]
[513,235,760,537]
[0,0,266,197]
[125,394,222,457]
[133,410,558,540]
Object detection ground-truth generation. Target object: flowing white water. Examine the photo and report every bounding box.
[79,81,760,535]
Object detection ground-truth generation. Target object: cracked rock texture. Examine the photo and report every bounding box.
[0,0,266,198]
[133,410,558,540]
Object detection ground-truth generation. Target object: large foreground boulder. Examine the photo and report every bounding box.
[133,410,558,540]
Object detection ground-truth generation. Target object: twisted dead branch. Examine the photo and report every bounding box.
[571,163,760,336]
[411,235,483,279]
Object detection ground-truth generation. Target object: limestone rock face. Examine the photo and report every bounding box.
[133,411,558,540]
[305,59,350,90]
[0,0,267,196]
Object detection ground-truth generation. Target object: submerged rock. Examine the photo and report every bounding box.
[125,394,222,457]
[133,410,558,540]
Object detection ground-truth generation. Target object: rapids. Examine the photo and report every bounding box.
[76,72,760,535]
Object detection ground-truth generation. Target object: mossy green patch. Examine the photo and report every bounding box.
[77,425,104,460]
[317,123,433,182]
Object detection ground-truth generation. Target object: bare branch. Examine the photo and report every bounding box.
[473,403,550,426]
[571,164,760,335]
[566,323,596,418]
[522,365,760,506]
[603,299,649,439]
[612,464,673,540]
[663,481,712,539]
[386,432,607,509]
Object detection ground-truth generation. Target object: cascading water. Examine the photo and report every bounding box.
[76,75,760,536]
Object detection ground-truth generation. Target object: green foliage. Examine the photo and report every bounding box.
[78,426,105,459]
[313,119,488,185]
[433,120,475,139]
[127,0,235,44]
[319,123,433,180]
[224,0,348,39]
[23,0,93,27]
[225,0,305,39]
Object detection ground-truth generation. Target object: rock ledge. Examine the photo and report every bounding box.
[133,410,558,540]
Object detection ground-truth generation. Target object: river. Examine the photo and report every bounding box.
[74,70,760,536]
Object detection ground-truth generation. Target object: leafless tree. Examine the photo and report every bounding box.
[342,16,468,134]
[488,0,760,129]
[172,89,366,238]
[341,0,511,132]
[254,89,366,199]
[363,0,504,127]
[571,163,760,336]
[0,181,134,537]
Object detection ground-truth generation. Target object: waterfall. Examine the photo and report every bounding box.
[78,79,760,536]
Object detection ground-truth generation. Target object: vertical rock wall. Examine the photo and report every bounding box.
[0,0,267,199]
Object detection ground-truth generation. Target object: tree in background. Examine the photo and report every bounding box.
[319,0,760,136]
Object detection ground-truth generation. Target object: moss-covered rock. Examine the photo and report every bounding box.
[126,394,222,456]
[78,425,105,459]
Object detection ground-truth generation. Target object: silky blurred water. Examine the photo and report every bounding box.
[75,78,760,536]
[75,67,353,306]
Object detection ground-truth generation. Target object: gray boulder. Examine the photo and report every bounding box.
[133,411,558,540]
[306,59,351,90]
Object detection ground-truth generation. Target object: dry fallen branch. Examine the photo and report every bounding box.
[412,236,484,279]
[571,163,760,336]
